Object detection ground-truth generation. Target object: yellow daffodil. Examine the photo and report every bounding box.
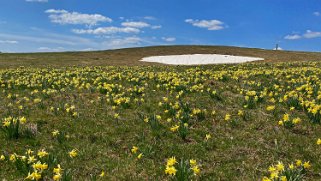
[165,166,177,176]
[303,161,311,169]
[37,149,49,158]
[224,114,231,121]
[99,171,105,177]
[191,165,200,175]
[69,149,78,158]
[166,157,177,167]
[205,134,211,140]
[52,130,60,137]
[131,146,138,154]
[53,173,62,181]
[53,164,63,174]
[170,125,179,132]
[189,159,197,166]
[137,153,143,159]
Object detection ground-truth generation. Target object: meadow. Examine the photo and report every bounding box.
[1,50,321,180]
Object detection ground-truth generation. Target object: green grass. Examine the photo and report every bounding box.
[1,46,321,180]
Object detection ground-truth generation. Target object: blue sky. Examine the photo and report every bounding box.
[0,0,320,52]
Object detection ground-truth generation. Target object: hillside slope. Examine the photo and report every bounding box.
[0,45,321,68]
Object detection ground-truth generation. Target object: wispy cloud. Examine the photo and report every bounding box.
[0,33,95,46]
[162,37,176,42]
[45,9,112,26]
[284,34,302,40]
[121,21,150,28]
[38,46,65,52]
[143,16,156,20]
[185,19,225,30]
[313,11,320,16]
[0,40,19,44]
[303,30,321,38]
[285,30,321,40]
[151,25,162,29]
[26,0,48,2]
[102,36,142,49]
[72,27,140,35]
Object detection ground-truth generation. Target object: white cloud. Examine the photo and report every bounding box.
[81,48,94,51]
[144,16,156,20]
[38,46,64,52]
[185,19,225,30]
[162,37,176,42]
[284,30,321,40]
[102,37,142,49]
[72,26,140,35]
[26,0,48,2]
[45,9,112,26]
[314,12,320,16]
[0,40,18,44]
[45,9,68,14]
[284,34,302,40]
[303,30,321,39]
[151,25,162,29]
[121,21,150,28]
[0,33,95,46]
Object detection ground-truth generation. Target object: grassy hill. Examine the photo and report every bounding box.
[0,45,321,68]
[1,46,321,180]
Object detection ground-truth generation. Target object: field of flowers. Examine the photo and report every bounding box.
[1,61,321,180]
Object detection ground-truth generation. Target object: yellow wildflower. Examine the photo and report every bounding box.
[99,171,105,177]
[137,153,143,159]
[10,154,16,162]
[266,105,275,111]
[283,114,289,121]
[281,176,287,181]
[166,157,177,167]
[191,165,200,175]
[165,166,177,176]
[303,161,311,169]
[224,114,231,121]
[190,159,197,166]
[20,116,27,124]
[69,149,78,158]
[37,149,49,158]
[262,176,271,181]
[53,173,62,181]
[27,156,36,164]
[238,110,244,116]
[205,134,211,141]
[289,163,294,170]
[53,164,63,175]
[292,118,301,124]
[131,146,138,154]
[52,130,60,137]
[276,162,284,171]
[170,125,179,132]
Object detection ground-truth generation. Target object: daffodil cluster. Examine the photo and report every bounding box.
[262,160,310,181]
[165,157,201,179]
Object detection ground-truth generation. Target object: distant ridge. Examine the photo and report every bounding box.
[0,45,321,68]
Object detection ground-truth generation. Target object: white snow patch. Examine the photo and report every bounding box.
[140,54,264,65]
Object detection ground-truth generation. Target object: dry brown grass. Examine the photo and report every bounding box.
[0,45,321,68]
